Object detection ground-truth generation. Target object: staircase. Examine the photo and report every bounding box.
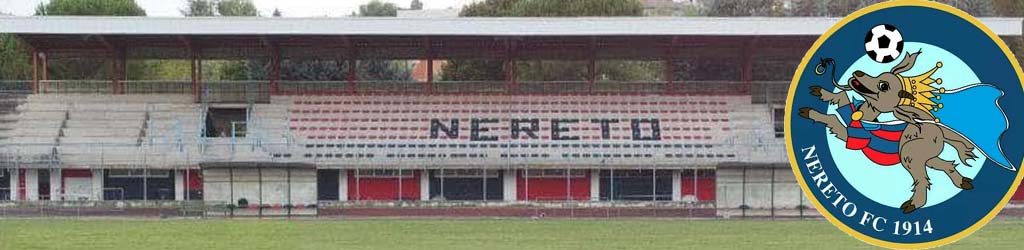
[0,92,62,166]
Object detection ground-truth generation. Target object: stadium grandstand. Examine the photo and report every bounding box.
[0,16,1021,218]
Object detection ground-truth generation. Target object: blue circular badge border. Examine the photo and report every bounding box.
[785,0,1024,248]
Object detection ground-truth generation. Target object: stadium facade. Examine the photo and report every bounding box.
[0,16,1021,217]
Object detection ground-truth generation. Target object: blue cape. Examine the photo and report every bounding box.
[932,84,1016,171]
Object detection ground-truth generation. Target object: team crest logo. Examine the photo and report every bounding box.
[786,0,1024,248]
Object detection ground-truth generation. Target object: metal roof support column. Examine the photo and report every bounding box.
[190,53,197,103]
[588,37,597,92]
[180,37,199,102]
[31,49,38,94]
[588,58,596,91]
[270,47,281,95]
[345,37,357,94]
[347,59,356,94]
[664,37,677,95]
[424,37,434,94]
[505,38,517,94]
[115,50,126,94]
[97,35,124,94]
[41,51,48,82]
[196,51,203,103]
[740,39,756,95]
[109,52,117,94]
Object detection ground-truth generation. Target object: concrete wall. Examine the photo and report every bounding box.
[717,166,815,217]
[203,168,316,206]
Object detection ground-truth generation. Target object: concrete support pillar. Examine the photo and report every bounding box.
[174,170,185,201]
[338,170,348,201]
[671,170,682,202]
[91,169,104,201]
[503,169,517,202]
[419,170,430,201]
[9,169,20,200]
[50,169,62,201]
[25,169,38,201]
[590,169,600,201]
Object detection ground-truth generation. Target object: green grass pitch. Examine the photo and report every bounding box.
[1,219,1023,249]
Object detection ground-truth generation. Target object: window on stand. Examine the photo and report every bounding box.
[429,169,502,201]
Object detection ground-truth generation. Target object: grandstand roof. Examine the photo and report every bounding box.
[2,16,1020,36]
[2,16,1020,60]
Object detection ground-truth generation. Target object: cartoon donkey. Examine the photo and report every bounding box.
[798,51,981,214]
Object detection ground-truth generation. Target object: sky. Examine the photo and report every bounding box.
[0,0,477,17]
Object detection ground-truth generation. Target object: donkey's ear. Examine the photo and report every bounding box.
[891,51,920,74]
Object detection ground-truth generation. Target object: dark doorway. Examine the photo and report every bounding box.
[37,169,50,200]
[317,169,340,201]
[429,169,502,201]
[205,108,247,137]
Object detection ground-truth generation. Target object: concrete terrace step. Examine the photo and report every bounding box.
[60,137,139,145]
[61,128,141,138]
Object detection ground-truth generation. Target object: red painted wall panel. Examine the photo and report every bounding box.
[347,170,420,201]
[516,171,590,201]
[61,169,92,178]
[681,178,716,201]
[186,171,203,190]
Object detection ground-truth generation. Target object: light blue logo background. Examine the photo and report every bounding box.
[824,42,986,208]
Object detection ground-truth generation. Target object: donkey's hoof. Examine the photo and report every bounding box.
[900,200,919,214]
[799,107,811,119]
[961,177,974,190]
[810,86,823,97]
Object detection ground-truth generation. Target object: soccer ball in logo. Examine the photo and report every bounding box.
[864,24,904,63]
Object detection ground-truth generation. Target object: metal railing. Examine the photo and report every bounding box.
[16,80,793,106]
[40,80,113,94]
[0,81,32,92]
[202,81,270,103]
[125,80,192,94]
[274,80,788,98]
[37,80,188,95]
[0,129,787,169]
